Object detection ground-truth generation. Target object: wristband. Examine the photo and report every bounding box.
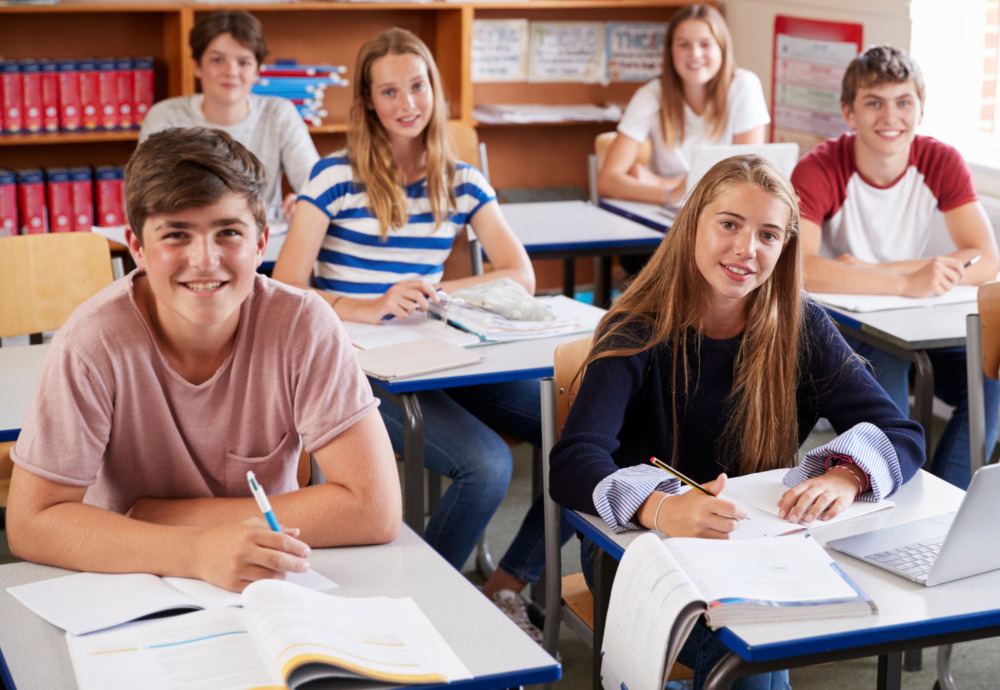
[829,463,864,498]
[825,454,870,493]
[652,493,669,534]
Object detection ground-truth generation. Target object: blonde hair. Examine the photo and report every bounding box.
[348,28,455,240]
[659,5,735,150]
[586,155,803,475]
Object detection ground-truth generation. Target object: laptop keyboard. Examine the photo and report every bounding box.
[867,538,945,578]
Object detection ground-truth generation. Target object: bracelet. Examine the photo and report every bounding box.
[652,493,669,534]
[830,464,864,497]
[331,295,345,310]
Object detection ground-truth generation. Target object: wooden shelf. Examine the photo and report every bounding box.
[0,130,139,147]
[0,0,698,187]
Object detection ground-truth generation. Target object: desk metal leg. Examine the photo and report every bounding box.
[877,652,903,690]
[593,256,613,309]
[400,392,425,537]
[592,548,617,690]
[562,258,576,300]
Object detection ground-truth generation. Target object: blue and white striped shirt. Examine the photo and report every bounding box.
[299,149,496,297]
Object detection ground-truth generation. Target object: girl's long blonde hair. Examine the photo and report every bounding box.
[348,28,456,239]
[660,5,735,150]
[586,155,803,474]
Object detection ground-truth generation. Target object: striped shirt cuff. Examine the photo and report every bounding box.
[783,422,903,502]
[593,465,680,533]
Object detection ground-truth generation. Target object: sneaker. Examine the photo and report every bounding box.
[492,589,544,645]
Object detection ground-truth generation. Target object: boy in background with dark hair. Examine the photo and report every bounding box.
[792,45,1000,489]
[8,127,401,591]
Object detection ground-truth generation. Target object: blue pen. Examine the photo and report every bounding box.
[247,470,281,533]
[382,287,445,321]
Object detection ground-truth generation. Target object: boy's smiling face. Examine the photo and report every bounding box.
[843,78,923,162]
[127,193,266,343]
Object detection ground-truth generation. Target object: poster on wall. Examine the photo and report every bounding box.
[528,21,605,83]
[605,22,667,82]
[772,16,863,153]
[472,19,529,83]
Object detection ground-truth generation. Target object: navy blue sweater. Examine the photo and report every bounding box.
[549,300,925,515]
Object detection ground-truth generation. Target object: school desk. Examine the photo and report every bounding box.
[0,524,560,690]
[0,344,48,444]
[596,197,673,233]
[566,470,1000,690]
[821,300,974,460]
[498,201,664,308]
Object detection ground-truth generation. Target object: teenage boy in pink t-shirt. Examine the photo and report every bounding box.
[7,127,402,591]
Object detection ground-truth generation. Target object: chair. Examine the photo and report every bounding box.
[539,337,692,687]
[587,131,653,204]
[0,232,115,528]
[442,122,488,281]
[967,280,1000,473]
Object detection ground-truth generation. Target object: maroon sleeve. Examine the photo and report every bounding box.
[910,136,978,212]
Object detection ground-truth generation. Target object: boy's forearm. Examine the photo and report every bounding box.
[129,483,401,547]
[8,499,202,578]
[802,254,906,295]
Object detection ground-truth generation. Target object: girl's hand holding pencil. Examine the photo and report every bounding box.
[642,457,748,539]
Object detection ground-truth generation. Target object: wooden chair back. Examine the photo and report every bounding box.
[979,281,1000,381]
[0,232,115,339]
[594,131,652,171]
[442,122,486,282]
[554,336,592,432]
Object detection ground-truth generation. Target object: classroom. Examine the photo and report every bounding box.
[3,0,1000,688]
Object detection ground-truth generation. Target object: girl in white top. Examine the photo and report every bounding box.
[598,4,770,206]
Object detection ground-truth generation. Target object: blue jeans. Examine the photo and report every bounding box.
[447,381,575,584]
[845,337,1000,489]
[581,538,791,690]
[375,379,541,570]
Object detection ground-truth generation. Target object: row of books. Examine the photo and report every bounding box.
[0,57,154,134]
[0,166,124,237]
[254,60,348,126]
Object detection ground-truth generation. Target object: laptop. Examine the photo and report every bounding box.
[661,142,801,219]
[686,142,800,192]
[827,464,1000,586]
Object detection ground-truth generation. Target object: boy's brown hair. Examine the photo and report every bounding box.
[125,127,267,243]
[841,44,925,108]
[189,9,268,66]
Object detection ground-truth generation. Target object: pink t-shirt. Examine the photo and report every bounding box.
[12,272,376,514]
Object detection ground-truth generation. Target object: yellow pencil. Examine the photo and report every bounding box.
[649,456,748,520]
[649,456,715,496]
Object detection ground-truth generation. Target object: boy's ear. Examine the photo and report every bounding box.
[841,101,856,130]
[124,226,145,267]
[256,225,269,268]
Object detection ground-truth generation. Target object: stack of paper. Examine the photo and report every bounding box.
[429,294,602,342]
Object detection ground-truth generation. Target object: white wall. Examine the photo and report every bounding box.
[720,0,913,115]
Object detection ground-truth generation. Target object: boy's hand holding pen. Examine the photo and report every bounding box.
[646,457,748,538]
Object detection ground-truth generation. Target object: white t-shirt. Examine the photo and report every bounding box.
[140,94,319,220]
[616,69,771,178]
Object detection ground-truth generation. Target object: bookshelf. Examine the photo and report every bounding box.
[0,0,698,286]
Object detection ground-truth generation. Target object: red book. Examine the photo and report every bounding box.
[94,165,124,227]
[58,60,81,131]
[96,58,119,130]
[0,169,17,238]
[17,169,48,234]
[20,59,43,133]
[0,61,23,133]
[78,58,100,130]
[40,59,60,132]
[46,168,73,233]
[69,167,94,233]
[116,57,133,129]
[132,57,154,126]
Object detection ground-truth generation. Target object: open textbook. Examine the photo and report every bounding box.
[722,468,894,539]
[66,578,471,689]
[601,533,875,690]
[7,569,336,635]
